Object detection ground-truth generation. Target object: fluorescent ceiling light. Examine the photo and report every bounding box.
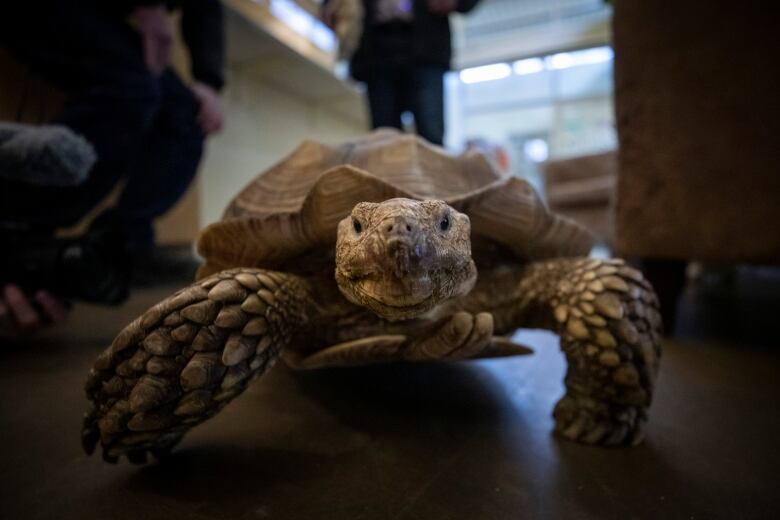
[524,138,549,163]
[269,0,337,52]
[460,45,613,83]
[513,57,545,75]
[577,46,614,64]
[459,63,512,84]
[547,53,575,70]
[546,46,614,70]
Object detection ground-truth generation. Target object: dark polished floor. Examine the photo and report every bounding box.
[1,268,779,520]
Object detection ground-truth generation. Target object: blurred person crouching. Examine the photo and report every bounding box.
[0,0,225,339]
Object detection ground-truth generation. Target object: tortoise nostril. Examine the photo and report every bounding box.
[383,217,415,238]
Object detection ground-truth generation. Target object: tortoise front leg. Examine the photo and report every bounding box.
[81,268,311,463]
[510,258,662,446]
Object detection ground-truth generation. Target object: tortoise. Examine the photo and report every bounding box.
[81,130,662,463]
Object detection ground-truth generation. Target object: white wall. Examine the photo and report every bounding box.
[198,64,368,227]
[153,4,369,241]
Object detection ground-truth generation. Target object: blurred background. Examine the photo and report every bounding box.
[4,0,618,237]
[185,0,617,232]
[1,3,779,519]
[2,0,778,339]
[102,0,616,239]
[4,0,777,341]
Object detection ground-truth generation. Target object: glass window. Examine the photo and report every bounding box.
[446,45,616,183]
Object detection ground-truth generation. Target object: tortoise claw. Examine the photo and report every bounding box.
[553,393,646,447]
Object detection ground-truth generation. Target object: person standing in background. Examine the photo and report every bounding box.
[0,0,225,338]
[329,0,480,145]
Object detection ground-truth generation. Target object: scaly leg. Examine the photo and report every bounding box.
[508,258,662,446]
[81,268,311,463]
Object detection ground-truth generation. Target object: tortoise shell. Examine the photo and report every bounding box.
[197,130,592,275]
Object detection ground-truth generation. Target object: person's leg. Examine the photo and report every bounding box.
[116,70,204,252]
[365,67,405,130]
[0,2,161,231]
[409,64,446,145]
[0,3,164,304]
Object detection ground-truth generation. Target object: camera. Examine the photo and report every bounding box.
[0,213,131,305]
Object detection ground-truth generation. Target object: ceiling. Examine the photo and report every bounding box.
[453,0,612,68]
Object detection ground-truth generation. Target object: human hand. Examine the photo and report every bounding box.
[190,82,224,135]
[0,285,70,340]
[427,0,458,15]
[323,7,337,29]
[322,0,343,28]
[134,5,174,75]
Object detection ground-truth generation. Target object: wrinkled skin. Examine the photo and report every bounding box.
[335,199,476,321]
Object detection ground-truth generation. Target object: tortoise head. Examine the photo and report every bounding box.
[335,198,477,321]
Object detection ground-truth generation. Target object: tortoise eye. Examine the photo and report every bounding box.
[353,218,363,234]
[439,215,450,232]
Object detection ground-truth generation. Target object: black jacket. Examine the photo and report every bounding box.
[108,0,225,90]
[2,0,225,90]
[349,0,480,81]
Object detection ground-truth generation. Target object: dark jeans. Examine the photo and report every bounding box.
[0,2,203,251]
[365,64,446,145]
